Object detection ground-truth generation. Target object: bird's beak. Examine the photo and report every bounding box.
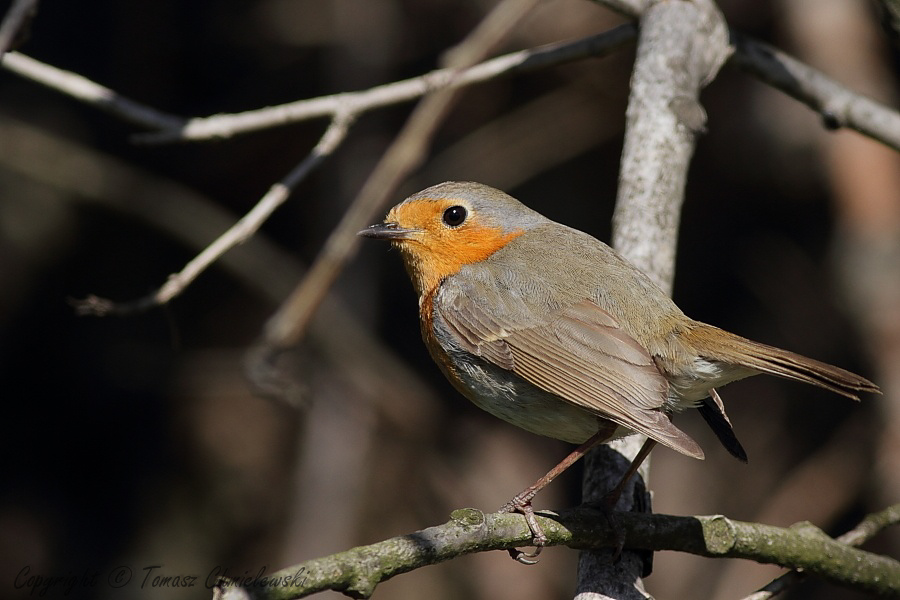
[357,222,421,241]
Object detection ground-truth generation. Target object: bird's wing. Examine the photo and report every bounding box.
[438,289,703,459]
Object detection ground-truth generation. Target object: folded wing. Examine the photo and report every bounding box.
[439,292,703,459]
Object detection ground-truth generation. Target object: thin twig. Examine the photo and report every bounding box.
[133,26,635,144]
[1,52,184,130]
[260,0,542,351]
[730,30,900,151]
[0,27,636,142]
[72,113,353,316]
[0,0,39,58]
[742,504,900,600]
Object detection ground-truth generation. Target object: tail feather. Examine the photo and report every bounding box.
[694,325,880,401]
[698,389,748,462]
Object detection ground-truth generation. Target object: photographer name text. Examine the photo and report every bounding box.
[15,565,310,597]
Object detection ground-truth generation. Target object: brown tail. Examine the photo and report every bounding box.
[689,324,880,401]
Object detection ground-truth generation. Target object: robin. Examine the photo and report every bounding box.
[359,181,879,562]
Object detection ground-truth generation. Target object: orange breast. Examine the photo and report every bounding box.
[419,288,460,382]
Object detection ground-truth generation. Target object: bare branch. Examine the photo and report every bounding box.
[72,113,353,316]
[611,0,731,291]
[1,28,635,143]
[1,52,184,130]
[838,502,900,546]
[730,31,900,151]
[133,26,635,144]
[211,506,900,600]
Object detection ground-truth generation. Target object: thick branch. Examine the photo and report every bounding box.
[611,0,730,288]
[211,506,900,600]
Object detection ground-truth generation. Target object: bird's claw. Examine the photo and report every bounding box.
[500,495,548,564]
[508,545,543,565]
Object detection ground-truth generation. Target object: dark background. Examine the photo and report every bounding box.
[1,1,897,599]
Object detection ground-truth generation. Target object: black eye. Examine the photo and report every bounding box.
[442,205,467,227]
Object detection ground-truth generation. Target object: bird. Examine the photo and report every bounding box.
[358,181,879,561]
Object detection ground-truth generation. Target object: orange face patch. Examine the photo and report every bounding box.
[386,197,523,298]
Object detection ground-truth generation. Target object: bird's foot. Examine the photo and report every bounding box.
[500,494,548,565]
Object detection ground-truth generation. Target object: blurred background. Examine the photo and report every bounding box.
[0,0,897,599]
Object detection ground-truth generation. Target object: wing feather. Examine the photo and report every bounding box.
[438,290,703,458]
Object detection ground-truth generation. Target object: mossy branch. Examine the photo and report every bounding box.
[212,505,900,600]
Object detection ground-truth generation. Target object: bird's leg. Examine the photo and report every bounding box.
[602,438,657,509]
[499,428,611,512]
[500,425,615,564]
